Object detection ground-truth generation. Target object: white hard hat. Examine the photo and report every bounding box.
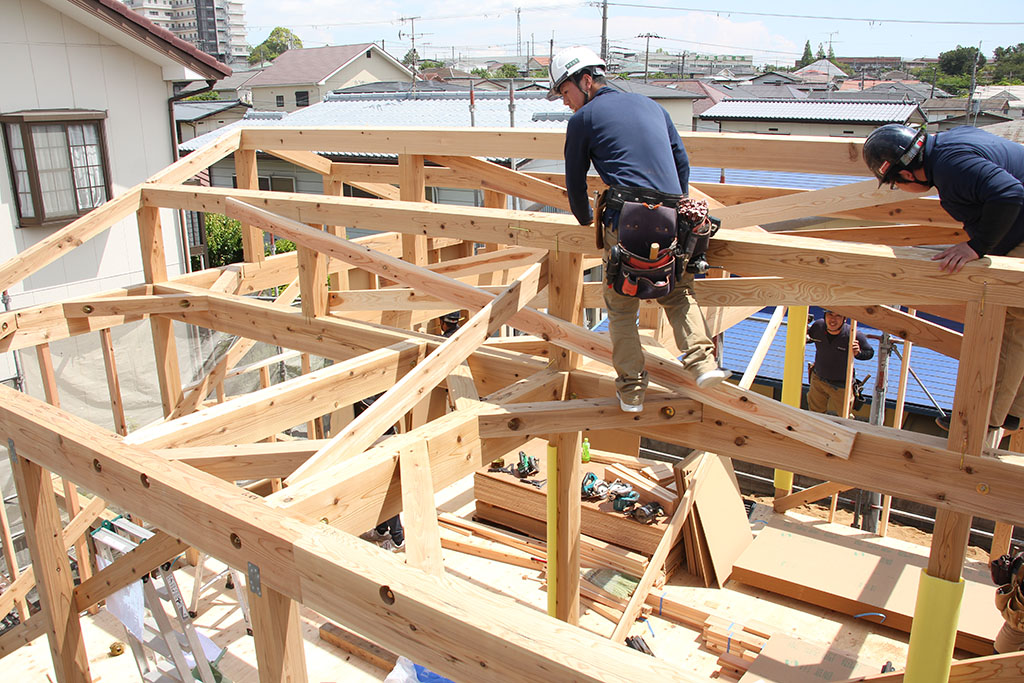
[547,46,606,101]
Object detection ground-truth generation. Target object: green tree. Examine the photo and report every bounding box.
[402,49,420,68]
[184,90,220,101]
[495,63,520,78]
[827,44,835,61]
[938,45,986,76]
[798,40,813,68]
[248,27,302,65]
[419,59,444,70]
[471,67,490,77]
[815,43,826,60]
[993,43,1024,82]
[202,213,296,269]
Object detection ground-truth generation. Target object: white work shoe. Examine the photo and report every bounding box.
[617,388,645,413]
[695,368,730,389]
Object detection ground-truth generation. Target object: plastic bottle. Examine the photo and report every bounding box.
[581,437,591,463]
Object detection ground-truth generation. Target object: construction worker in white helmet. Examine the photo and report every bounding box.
[550,45,728,413]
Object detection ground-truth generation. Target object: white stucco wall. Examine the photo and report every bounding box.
[713,121,879,137]
[0,0,184,313]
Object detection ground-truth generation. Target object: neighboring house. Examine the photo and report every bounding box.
[0,0,228,378]
[921,97,1011,123]
[420,67,472,81]
[210,68,262,103]
[701,100,925,136]
[936,112,1014,131]
[793,59,848,87]
[603,80,703,130]
[243,44,413,112]
[749,71,802,86]
[332,81,471,95]
[174,99,250,142]
[986,118,1024,143]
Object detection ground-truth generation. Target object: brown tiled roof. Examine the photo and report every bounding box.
[246,44,404,87]
[66,0,231,80]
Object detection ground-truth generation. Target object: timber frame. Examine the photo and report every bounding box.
[1,126,1023,682]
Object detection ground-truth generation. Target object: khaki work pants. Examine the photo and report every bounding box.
[603,224,717,394]
[806,373,852,416]
[991,243,1024,425]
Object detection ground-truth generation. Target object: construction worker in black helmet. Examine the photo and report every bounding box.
[863,123,1024,434]
[551,45,728,414]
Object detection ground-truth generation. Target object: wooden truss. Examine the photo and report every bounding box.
[1,127,1023,682]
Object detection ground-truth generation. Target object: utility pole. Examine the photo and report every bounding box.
[516,7,522,57]
[399,16,421,76]
[600,0,608,62]
[638,32,664,83]
[968,41,983,126]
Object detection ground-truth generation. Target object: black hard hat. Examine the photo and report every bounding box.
[863,124,926,188]
[441,311,461,324]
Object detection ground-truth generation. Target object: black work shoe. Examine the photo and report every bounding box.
[1003,415,1021,432]
[936,415,950,431]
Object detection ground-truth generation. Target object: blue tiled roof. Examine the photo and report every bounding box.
[720,308,956,413]
[593,306,957,414]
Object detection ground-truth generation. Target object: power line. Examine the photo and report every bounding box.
[601,2,1024,26]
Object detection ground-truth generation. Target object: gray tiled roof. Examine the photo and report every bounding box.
[701,99,922,123]
[179,91,571,153]
[173,100,247,122]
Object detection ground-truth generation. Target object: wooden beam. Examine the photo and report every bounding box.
[128,342,427,449]
[739,305,785,389]
[853,650,1024,681]
[715,179,919,230]
[426,155,569,210]
[73,531,187,612]
[0,185,143,293]
[159,441,320,480]
[0,387,691,683]
[62,294,207,318]
[773,481,854,513]
[264,149,333,176]
[399,440,445,576]
[709,229,1024,307]
[223,198,856,457]
[830,304,961,360]
[150,129,241,184]
[0,613,49,659]
[8,439,90,682]
[476,396,701,437]
[779,224,966,246]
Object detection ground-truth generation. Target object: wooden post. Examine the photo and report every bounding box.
[8,439,91,682]
[0,485,28,620]
[234,149,264,263]
[322,176,348,291]
[905,299,1003,683]
[829,319,859,521]
[555,431,582,624]
[36,344,95,605]
[399,154,428,267]
[138,207,183,415]
[399,441,444,576]
[249,583,309,683]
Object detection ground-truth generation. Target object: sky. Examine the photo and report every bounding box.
[240,0,1024,69]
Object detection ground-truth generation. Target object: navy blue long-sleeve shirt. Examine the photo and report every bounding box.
[563,86,690,225]
[807,319,874,384]
[922,126,1024,256]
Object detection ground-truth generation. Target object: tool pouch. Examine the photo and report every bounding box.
[608,200,679,299]
[676,198,721,273]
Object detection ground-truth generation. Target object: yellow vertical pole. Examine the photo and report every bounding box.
[905,569,964,683]
[775,305,807,497]
[546,442,558,617]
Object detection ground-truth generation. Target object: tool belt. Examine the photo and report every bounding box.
[601,186,720,299]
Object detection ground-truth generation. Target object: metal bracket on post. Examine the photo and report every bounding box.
[247,561,261,597]
[7,438,16,467]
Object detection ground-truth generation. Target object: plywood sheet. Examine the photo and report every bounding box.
[694,455,752,588]
[738,633,879,682]
[732,515,1000,655]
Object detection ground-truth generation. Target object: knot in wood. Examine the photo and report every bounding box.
[507,417,522,431]
[734,436,746,446]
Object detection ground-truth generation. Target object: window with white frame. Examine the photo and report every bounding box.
[1,111,111,227]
